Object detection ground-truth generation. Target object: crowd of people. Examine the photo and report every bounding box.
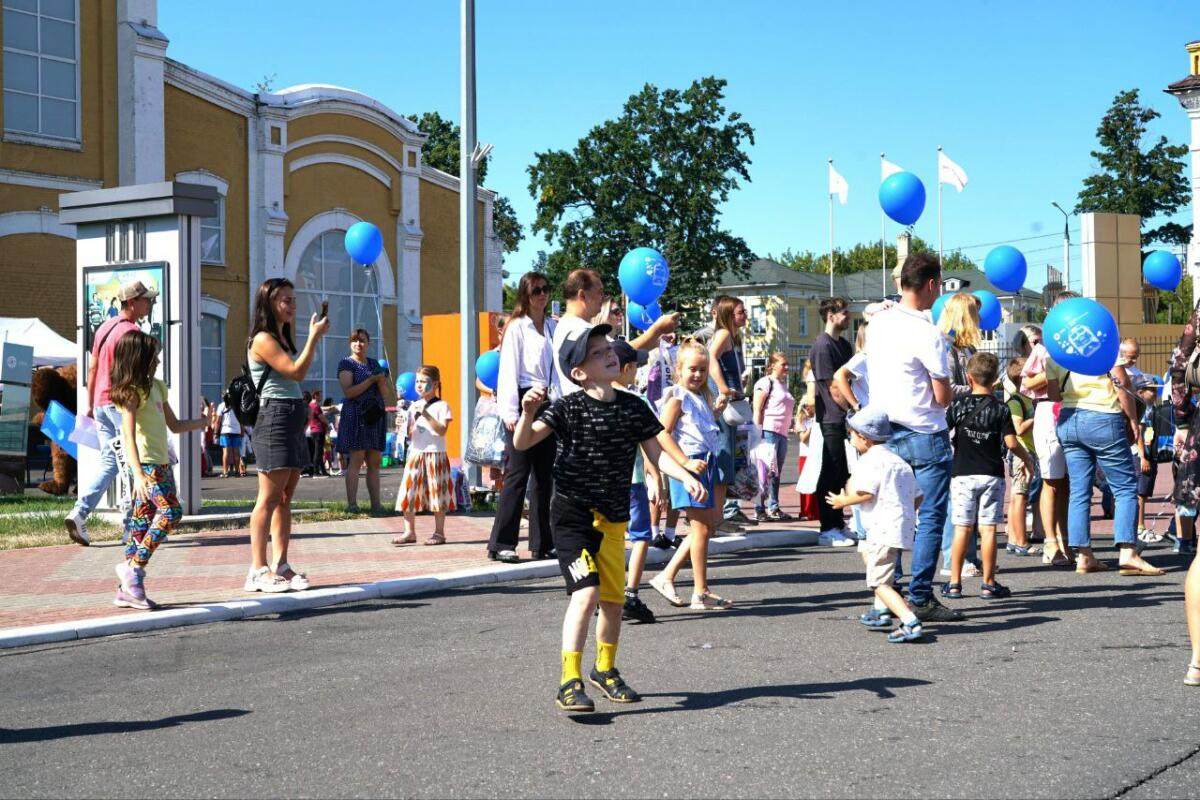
[59,257,1200,706]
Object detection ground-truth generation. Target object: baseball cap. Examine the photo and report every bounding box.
[846,406,893,442]
[612,340,647,368]
[117,280,159,302]
[558,323,613,385]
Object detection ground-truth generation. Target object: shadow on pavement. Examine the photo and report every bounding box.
[567,676,932,725]
[0,708,250,744]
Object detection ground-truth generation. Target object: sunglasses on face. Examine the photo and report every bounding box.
[530,285,550,296]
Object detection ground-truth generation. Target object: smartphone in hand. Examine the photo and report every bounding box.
[320,300,329,320]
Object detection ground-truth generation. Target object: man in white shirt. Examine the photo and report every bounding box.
[865,252,962,623]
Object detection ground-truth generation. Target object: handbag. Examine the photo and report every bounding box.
[722,398,753,426]
[465,414,506,468]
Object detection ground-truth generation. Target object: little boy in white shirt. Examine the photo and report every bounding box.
[826,407,925,643]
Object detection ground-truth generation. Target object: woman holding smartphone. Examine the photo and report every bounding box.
[486,272,557,563]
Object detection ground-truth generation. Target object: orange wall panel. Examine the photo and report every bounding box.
[421,311,499,461]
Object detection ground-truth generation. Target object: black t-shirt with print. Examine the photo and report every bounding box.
[812,332,853,424]
[538,389,664,522]
[947,393,1016,478]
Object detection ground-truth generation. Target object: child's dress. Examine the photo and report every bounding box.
[793,416,818,521]
[396,399,457,513]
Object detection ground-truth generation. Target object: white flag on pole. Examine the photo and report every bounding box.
[881,156,904,180]
[828,162,848,205]
[938,150,968,192]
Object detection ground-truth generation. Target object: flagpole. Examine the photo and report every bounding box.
[828,160,834,297]
[937,145,944,265]
[880,154,887,296]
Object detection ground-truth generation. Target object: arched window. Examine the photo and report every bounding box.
[293,230,384,401]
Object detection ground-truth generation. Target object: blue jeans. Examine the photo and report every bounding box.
[1056,408,1137,549]
[754,431,789,514]
[887,426,952,605]
[70,404,124,519]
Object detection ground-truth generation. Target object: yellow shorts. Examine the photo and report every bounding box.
[550,496,627,605]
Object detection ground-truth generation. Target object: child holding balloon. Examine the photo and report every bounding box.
[395,366,455,545]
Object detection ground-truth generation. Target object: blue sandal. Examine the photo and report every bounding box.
[940,582,963,599]
[980,582,1012,599]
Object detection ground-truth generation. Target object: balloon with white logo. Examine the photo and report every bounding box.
[618,247,669,306]
[627,301,662,331]
[1043,297,1119,376]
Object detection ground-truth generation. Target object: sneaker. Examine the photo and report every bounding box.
[726,509,757,526]
[817,528,843,546]
[716,520,746,534]
[752,509,771,523]
[622,593,656,624]
[859,607,893,628]
[114,566,157,609]
[910,595,965,622]
[887,620,924,643]
[1137,527,1164,544]
[588,667,642,703]
[767,509,794,522]
[1006,543,1034,556]
[830,530,856,548]
[64,510,90,546]
[113,587,154,610]
[555,678,595,712]
[244,566,291,593]
[979,581,1012,600]
[115,562,131,593]
[650,534,677,550]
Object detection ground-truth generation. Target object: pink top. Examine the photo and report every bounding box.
[1021,343,1050,401]
[754,376,795,437]
[91,317,139,407]
[306,400,326,434]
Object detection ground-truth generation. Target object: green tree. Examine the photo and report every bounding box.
[770,236,976,275]
[408,111,524,254]
[1076,89,1190,247]
[527,77,756,316]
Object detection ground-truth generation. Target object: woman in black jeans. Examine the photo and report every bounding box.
[487,272,557,563]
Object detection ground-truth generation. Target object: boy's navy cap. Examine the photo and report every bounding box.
[612,340,647,368]
[847,406,893,442]
[559,323,613,384]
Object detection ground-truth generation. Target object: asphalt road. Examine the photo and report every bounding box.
[1,543,1198,799]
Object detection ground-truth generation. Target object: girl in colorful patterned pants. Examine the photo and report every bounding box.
[110,331,209,610]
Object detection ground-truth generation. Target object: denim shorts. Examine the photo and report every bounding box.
[669,453,716,510]
[254,399,308,473]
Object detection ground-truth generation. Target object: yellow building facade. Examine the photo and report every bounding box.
[0,0,502,403]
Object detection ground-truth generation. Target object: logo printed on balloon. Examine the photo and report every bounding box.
[627,301,662,331]
[1043,297,1119,376]
[619,248,670,306]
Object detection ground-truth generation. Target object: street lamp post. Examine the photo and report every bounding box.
[1051,202,1071,291]
[460,0,478,483]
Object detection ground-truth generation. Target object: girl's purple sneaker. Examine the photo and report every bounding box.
[113,566,157,610]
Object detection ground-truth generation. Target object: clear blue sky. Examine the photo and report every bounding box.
[160,0,1197,292]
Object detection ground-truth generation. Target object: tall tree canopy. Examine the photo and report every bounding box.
[526,77,756,312]
[771,236,976,275]
[409,111,524,254]
[1075,89,1190,247]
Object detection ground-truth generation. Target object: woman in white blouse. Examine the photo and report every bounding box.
[487,272,558,563]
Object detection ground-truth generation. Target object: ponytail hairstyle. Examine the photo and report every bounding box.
[248,278,297,354]
[416,365,442,401]
[713,296,745,346]
[109,331,160,410]
[673,337,714,408]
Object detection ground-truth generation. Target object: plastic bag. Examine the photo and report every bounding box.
[795,423,824,494]
[727,424,760,501]
[464,414,506,468]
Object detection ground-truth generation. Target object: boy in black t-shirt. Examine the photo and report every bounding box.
[515,324,708,713]
[944,352,1035,600]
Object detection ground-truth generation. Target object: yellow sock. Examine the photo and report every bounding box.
[561,650,583,684]
[596,640,618,674]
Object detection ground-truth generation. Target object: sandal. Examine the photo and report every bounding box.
[649,574,686,607]
[273,561,309,591]
[940,582,963,599]
[961,563,982,578]
[392,532,417,545]
[1075,559,1109,574]
[424,532,446,546]
[690,591,733,610]
[1185,663,1200,687]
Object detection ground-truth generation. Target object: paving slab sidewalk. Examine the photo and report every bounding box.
[0,505,821,649]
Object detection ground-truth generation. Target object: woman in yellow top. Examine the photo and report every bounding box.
[110,331,209,610]
[1046,342,1161,577]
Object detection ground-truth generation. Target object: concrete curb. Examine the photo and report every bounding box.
[0,528,819,650]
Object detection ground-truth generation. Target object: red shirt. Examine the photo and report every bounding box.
[91,317,139,407]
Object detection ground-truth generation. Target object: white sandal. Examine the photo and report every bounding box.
[273,561,310,592]
[649,574,686,607]
[244,566,290,593]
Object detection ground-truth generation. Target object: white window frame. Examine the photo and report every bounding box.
[200,312,225,404]
[176,170,228,266]
[797,306,808,337]
[2,0,81,147]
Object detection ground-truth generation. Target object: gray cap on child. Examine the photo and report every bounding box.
[846,406,892,442]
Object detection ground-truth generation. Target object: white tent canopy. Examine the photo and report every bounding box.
[0,317,77,367]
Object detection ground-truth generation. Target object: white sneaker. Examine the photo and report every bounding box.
[818,528,845,546]
[244,566,291,593]
[831,530,857,548]
[65,510,90,546]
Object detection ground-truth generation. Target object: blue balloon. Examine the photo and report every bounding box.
[41,399,78,461]
[618,247,669,306]
[627,301,662,331]
[984,246,1028,293]
[878,172,926,226]
[475,350,501,392]
[377,359,390,375]
[396,371,419,402]
[344,221,383,264]
[1143,250,1182,291]
[931,293,949,324]
[1043,297,1120,377]
[972,290,1002,331]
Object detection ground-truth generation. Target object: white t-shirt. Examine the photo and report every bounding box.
[408,399,452,453]
[660,385,721,456]
[843,352,870,409]
[216,402,241,435]
[851,443,922,549]
[865,304,950,433]
[550,313,591,399]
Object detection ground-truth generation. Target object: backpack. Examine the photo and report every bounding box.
[223,361,272,428]
[1150,402,1176,464]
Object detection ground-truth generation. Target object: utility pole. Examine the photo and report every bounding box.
[1052,201,1070,291]
[460,0,478,480]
